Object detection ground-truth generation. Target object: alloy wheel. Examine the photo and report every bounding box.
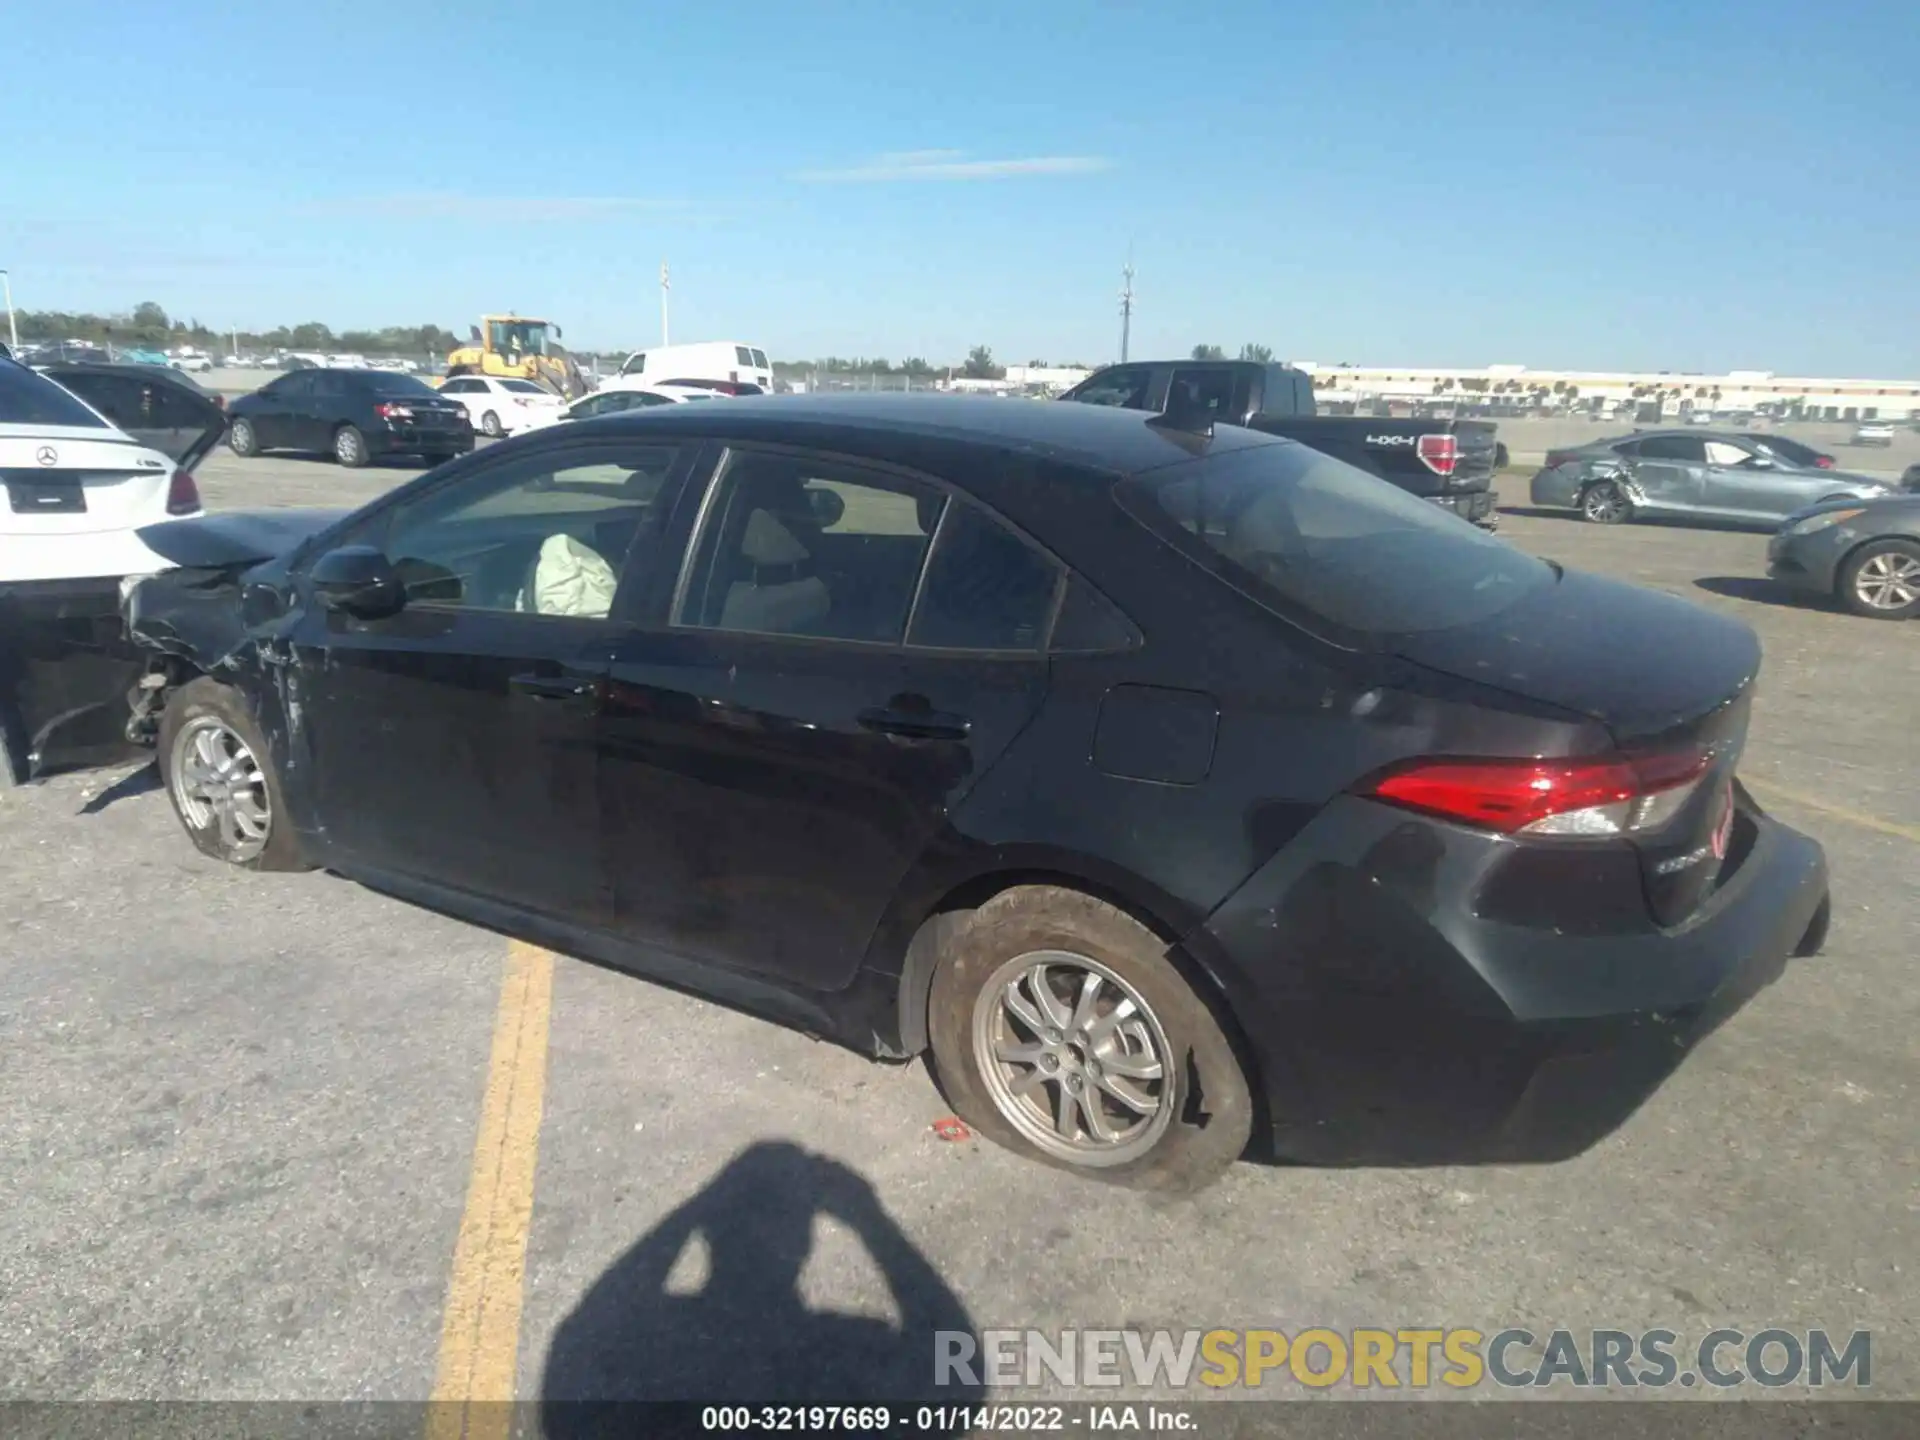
[971,950,1176,1166]
[335,428,363,464]
[169,716,271,862]
[1582,484,1625,522]
[1854,552,1920,611]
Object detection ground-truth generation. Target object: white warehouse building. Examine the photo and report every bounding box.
[1288,362,1920,422]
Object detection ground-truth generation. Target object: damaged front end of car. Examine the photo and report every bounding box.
[119,509,346,750]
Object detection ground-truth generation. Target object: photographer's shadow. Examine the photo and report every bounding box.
[541,1141,980,1434]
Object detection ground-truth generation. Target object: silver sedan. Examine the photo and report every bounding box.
[1531,430,1895,527]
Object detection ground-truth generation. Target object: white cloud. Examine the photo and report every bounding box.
[792,151,1113,183]
[304,193,687,219]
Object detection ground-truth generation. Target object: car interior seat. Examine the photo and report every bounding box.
[686,469,829,634]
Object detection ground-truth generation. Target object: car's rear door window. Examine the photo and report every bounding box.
[1165,367,1238,420]
[1121,442,1553,643]
[675,450,942,644]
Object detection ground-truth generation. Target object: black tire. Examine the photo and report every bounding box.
[333,424,369,468]
[228,417,259,456]
[926,885,1253,1193]
[1836,537,1920,620]
[1579,479,1633,524]
[480,410,504,438]
[156,677,310,871]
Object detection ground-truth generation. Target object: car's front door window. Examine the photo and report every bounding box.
[364,443,686,617]
[1070,366,1153,409]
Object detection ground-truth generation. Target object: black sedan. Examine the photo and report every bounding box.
[1768,495,1920,619]
[118,396,1830,1189]
[226,368,473,468]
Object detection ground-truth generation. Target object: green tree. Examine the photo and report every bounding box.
[962,345,1004,380]
[1190,343,1226,361]
[1238,343,1274,363]
[901,357,935,377]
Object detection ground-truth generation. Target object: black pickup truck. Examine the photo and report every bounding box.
[1060,360,1501,529]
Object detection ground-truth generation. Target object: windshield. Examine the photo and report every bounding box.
[0,361,111,428]
[487,320,553,356]
[1121,441,1553,643]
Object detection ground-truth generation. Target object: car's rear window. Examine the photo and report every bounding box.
[1121,442,1552,643]
[1,362,110,428]
[501,379,546,394]
[363,374,438,397]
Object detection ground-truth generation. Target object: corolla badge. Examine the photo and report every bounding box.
[36,446,58,466]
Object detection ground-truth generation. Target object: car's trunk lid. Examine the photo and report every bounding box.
[0,430,175,536]
[1391,567,1760,926]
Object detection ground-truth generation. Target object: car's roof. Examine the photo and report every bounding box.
[576,391,1283,474]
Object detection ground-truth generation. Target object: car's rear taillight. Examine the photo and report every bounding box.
[1416,433,1457,476]
[373,402,414,420]
[1816,456,1834,468]
[1362,748,1713,836]
[166,469,201,516]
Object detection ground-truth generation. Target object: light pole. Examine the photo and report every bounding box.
[0,269,17,355]
[660,260,670,347]
[1118,259,1134,364]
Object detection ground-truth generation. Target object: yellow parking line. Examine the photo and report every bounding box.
[426,940,555,1440]
[1745,778,1920,844]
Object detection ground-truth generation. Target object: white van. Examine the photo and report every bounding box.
[613,341,772,394]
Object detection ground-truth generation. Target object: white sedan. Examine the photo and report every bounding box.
[434,376,566,436]
[518,382,716,432]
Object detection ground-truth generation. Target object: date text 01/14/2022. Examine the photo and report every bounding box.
[697,1405,1198,1432]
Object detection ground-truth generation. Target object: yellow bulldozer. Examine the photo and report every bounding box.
[444,314,588,399]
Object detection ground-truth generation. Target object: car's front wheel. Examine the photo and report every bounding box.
[1838,538,1920,620]
[1580,480,1633,524]
[228,417,259,456]
[927,885,1253,1192]
[157,678,310,871]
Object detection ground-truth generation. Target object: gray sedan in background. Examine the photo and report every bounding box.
[1531,430,1895,526]
[1768,495,1920,619]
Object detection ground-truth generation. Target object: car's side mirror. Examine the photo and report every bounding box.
[310,545,405,619]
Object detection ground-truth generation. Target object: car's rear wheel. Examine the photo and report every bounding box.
[157,678,310,871]
[480,410,504,438]
[927,885,1253,1193]
[1838,538,1920,619]
[228,417,259,456]
[333,424,369,468]
[1580,480,1633,524]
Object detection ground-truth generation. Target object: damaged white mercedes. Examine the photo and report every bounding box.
[0,356,233,783]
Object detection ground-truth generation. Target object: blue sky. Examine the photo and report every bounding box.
[3,0,1915,373]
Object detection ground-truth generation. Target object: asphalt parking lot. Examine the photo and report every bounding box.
[2,445,1916,1416]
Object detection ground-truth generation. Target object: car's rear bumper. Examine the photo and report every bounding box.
[1432,488,1497,529]
[371,425,473,456]
[1200,787,1828,1165]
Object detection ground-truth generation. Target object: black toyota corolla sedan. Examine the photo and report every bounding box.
[119,394,1829,1190]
